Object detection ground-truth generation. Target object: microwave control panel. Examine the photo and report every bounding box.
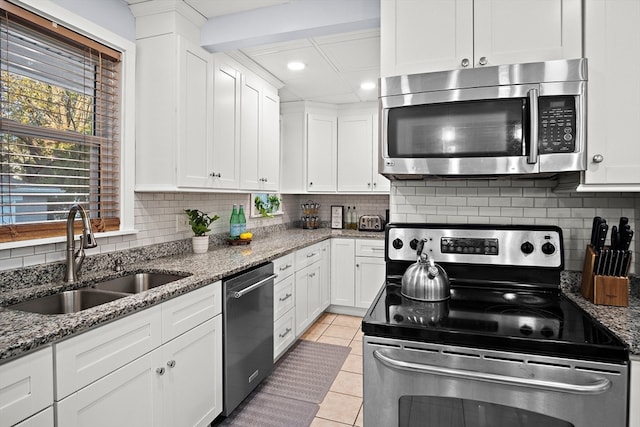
[538,95,576,154]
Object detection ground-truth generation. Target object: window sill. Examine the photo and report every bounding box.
[0,229,139,251]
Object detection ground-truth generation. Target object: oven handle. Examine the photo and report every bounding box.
[373,349,611,394]
[527,88,539,164]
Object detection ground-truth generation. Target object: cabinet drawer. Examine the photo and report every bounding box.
[355,239,385,257]
[14,406,53,427]
[0,347,53,427]
[274,308,295,360]
[55,305,162,400]
[295,242,322,270]
[274,274,295,321]
[273,253,295,282]
[161,281,221,342]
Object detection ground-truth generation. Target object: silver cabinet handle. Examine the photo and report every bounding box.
[306,252,317,258]
[461,58,470,67]
[279,327,292,338]
[167,360,176,368]
[233,274,277,299]
[527,88,539,165]
[156,367,165,375]
[593,154,604,163]
[309,272,316,278]
[209,172,221,178]
[478,56,488,66]
[373,349,611,394]
[279,293,292,302]
[279,264,292,271]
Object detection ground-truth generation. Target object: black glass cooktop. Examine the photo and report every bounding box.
[362,281,628,364]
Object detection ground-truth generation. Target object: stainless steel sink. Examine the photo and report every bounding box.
[90,272,189,294]
[6,289,128,315]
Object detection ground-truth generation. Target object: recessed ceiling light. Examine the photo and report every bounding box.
[360,81,376,90]
[287,61,305,71]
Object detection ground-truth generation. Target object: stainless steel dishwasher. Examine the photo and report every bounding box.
[221,262,275,416]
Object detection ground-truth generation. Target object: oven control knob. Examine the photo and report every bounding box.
[410,239,419,250]
[392,238,403,249]
[542,242,556,255]
[520,241,534,254]
[540,326,555,338]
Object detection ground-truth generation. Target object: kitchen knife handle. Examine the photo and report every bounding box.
[591,216,602,247]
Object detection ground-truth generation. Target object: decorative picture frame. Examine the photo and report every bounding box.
[331,205,344,229]
[251,193,283,218]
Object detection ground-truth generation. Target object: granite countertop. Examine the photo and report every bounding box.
[2,228,639,364]
[0,228,384,363]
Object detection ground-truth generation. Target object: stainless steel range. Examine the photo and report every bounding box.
[362,223,629,427]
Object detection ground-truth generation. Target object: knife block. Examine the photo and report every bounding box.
[580,245,629,307]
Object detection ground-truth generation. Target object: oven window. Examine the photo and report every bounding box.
[398,396,574,427]
[387,99,526,158]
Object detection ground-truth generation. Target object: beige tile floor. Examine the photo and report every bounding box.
[301,313,365,427]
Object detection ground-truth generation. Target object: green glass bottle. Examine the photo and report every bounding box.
[238,204,246,234]
[230,204,240,238]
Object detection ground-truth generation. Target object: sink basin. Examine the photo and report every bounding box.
[6,289,128,315]
[90,272,189,294]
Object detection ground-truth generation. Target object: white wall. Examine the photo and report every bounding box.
[52,0,135,41]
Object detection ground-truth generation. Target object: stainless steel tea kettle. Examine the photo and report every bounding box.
[401,239,450,301]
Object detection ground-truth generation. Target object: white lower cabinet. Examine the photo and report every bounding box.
[54,282,223,427]
[295,262,322,336]
[0,347,53,427]
[331,238,385,310]
[13,407,53,427]
[273,253,296,360]
[630,357,640,427]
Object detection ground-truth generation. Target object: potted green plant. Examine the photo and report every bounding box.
[254,194,281,217]
[184,209,219,253]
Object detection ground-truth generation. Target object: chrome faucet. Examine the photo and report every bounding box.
[64,204,98,283]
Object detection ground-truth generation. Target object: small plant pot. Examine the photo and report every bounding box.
[191,235,209,254]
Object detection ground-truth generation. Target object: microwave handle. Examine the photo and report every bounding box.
[527,88,539,164]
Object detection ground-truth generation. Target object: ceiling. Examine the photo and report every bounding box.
[183,0,381,104]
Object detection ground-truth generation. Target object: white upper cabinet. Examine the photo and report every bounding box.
[307,114,338,192]
[381,0,582,77]
[210,55,241,189]
[580,0,640,190]
[337,109,389,193]
[239,74,280,192]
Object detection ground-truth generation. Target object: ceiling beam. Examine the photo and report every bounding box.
[200,0,380,52]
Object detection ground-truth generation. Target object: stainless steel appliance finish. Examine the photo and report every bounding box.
[379,58,587,179]
[363,223,629,427]
[358,215,385,231]
[222,262,275,416]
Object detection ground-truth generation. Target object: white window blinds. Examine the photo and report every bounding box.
[0,0,121,242]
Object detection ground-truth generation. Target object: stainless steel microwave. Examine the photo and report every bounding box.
[379,58,587,179]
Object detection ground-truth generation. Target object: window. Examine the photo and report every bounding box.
[0,0,121,243]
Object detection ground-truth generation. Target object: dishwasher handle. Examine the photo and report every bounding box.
[233,274,277,299]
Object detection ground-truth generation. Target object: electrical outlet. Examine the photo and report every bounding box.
[176,215,189,233]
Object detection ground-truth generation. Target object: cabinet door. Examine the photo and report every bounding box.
[14,407,53,427]
[295,268,310,336]
[474,0,582,67]
[381,0,473,76]
[583,0,640,188]
[239,75,262,190]
[308,262,322,320]
[162,316,222,427]
[355,256,386,308]
[260,89,280,191]
[161,281,221,343]
[307,114,337,192]
[56,350,161,427]
[331,239,356,306]
[371,112,390,192]
[177,38,213,188]
[274,308,296,360]
[211,58,241,189]
[320,241,331,310]
[0,347,53,427]
[55,306,162,400]
[338,114,373,192]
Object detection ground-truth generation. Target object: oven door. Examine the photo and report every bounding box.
[363,336,628,427]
